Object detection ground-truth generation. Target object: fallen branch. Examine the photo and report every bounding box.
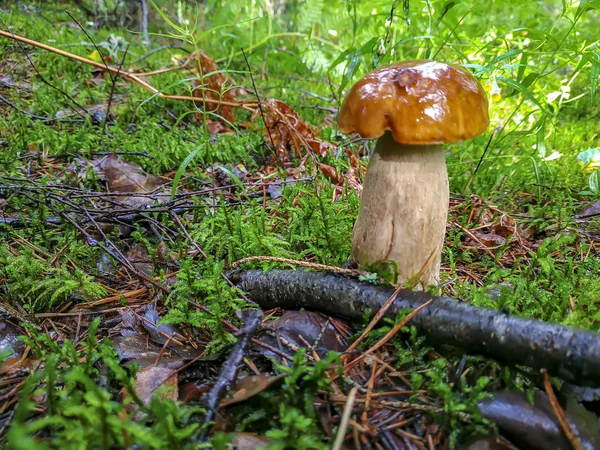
[230,269,600,387]
[200,310,263,439]
[0,29,257,112]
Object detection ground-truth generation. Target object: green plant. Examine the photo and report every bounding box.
[465,235,600,328]
[226,349,338,450]
[0,250,106,312]
[6,320,206,449]
[411,358,493,448]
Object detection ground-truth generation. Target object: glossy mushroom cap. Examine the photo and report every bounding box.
[338,60,489,145]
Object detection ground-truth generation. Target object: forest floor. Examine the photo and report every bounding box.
[1,1,600,449]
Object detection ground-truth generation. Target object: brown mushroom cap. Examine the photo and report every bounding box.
[338,60,489,145]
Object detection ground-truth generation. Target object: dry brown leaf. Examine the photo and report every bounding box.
[318,163,338,182]
[191,50,238,131]
[230,433,270,449]
[0,357,40,376]
[475,232,507,248]
[126,243,154,277]
[130,366,178,408]
[254,99,335,158]
[93,154,165,194]
[220,374,286,408]
[179,380,211,402]
[345,149,361,170]
[72,153,170,207]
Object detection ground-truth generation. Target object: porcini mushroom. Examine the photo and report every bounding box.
[338,60,489,288]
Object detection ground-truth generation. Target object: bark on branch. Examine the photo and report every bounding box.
[230,269,600,387]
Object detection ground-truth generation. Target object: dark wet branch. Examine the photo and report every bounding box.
[200,310,263,438]
[231,269,600,387]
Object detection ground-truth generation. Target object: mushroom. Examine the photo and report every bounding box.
[338,60,489,288]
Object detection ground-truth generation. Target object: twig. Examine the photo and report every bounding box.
[230,255,367,277]
[103,43,130,135]
[541,369,584,450]
[242,48,275,150]
[344,285,403,357]
[451,221,505,267]
[65,10,116,84]
[0,29,257,112]
[62,13,131,135]
[344,299,433,372]
[0,94,55,121]
[200,310,263,439]
[59,212,168,293]
[332,387,358,450]
[0,20,88,119]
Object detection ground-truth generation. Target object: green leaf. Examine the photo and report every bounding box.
[489,49,522,66]
[520,72,539,88]
[171,144,205,199]
[578,0,600,14]
[497,76,550,115]
[589,170,599,194]
[329,37,378,95]
[516,51,529,82]
[435,1,458,27]
[590,56,599,105]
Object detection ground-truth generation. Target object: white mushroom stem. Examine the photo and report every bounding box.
[351,131,449,289]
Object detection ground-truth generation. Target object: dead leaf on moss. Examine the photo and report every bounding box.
[191,50,238,132]
[220,374,286,408]
[230,433,270,449]
[71,153,170,207]
[474,232,507,248]
[132,365,179,407]
[0,357,40,377]
[254,99,335,158]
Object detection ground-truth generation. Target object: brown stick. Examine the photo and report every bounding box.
[0,29,257,111]
[542,369,584,450]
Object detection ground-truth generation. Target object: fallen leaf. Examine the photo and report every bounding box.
[577,199,600,219]
[131,365,178,407]
[266,181,284,199]
[260,310,348,360]
[253,99,335,159]
[475,232,506,248]
[230,433,270,449]
[191,50,238,132]
[141,304,182,346]
[95,154,165,194]
[179,380,211,402]
[318,163,338,182]
[71,153,170,207]
[126,243,154,277]
[220,374,286,408]
[113,335,165,363]
[0,357,40,377]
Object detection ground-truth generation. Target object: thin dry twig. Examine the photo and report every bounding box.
[230,255,367,277]
[344,299,434,372]
[332,387,358,450]
[541,368,584,450]
[0,30,257,112]
[344,285,403,357]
